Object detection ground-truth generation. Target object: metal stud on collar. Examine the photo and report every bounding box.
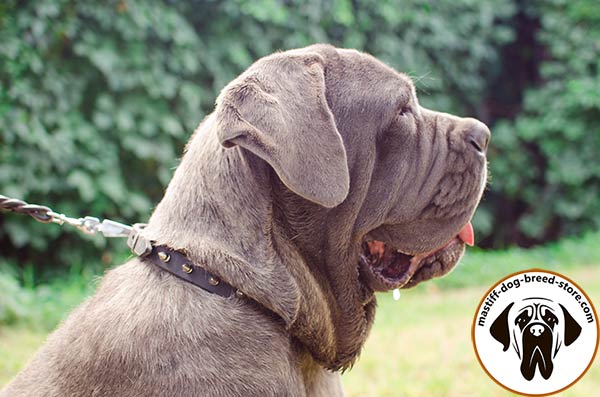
[208,276,220,286]
[181,263,193,274]
[158,251,170,262]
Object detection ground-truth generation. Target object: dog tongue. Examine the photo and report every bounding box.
[457,222,474,246]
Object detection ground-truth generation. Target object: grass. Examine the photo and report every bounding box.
[0,328,46,386]
[1,231,599,393]
[0,264,100,331]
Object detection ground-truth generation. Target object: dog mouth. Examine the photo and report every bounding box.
[359,222,474,291]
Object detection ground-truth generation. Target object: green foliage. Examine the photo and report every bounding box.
[0,270,26,326]
[0,0,203,269]
[0,0,598,273]
[485,0,600,246]
[0,261,99,330]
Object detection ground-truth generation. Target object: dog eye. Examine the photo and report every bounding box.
[399,106,410,116]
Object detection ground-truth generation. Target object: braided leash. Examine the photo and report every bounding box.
[0,195,53,223]
[0,194,143,239]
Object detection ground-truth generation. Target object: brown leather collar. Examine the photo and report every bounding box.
[145,245,243,298]
[127,225,244,299]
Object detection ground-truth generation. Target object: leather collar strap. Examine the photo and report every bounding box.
[127,226,243,299]
[146,245,242,298]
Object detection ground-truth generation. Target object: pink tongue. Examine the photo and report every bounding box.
[458,222,475,246]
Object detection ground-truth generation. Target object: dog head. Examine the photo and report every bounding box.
[490,298,582,380]
[215,44,488,293]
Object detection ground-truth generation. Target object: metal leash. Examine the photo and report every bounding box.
[0,194,136,238]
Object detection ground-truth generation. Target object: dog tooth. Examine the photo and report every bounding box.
[393,289,401,301]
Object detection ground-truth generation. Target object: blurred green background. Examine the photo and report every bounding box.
[0,0,599,395]
[2,0,600,271]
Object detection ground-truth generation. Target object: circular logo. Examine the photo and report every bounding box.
[472,269,599,396]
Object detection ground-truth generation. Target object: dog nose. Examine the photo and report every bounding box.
[530,324,545,337]
[467,121,491,154]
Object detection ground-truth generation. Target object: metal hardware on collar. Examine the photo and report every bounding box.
[145,246,238,298]
[157,251,170,262]
[127,224,152,257]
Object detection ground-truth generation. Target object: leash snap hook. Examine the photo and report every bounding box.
[47,212,100,235]
[78,216,101,235]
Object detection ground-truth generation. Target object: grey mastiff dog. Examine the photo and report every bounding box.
[2,44,489,396]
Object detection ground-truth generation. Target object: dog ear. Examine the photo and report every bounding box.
[490,302,514,351]
[215,51,350,208]
[559,304,582,346]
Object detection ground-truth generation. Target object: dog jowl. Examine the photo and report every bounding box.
[490,298,582,381]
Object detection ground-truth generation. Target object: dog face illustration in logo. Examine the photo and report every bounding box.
[490,298,582,381]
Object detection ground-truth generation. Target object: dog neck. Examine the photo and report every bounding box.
[143,116,370,369]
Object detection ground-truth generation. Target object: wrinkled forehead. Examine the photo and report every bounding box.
[321,48,417,130]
